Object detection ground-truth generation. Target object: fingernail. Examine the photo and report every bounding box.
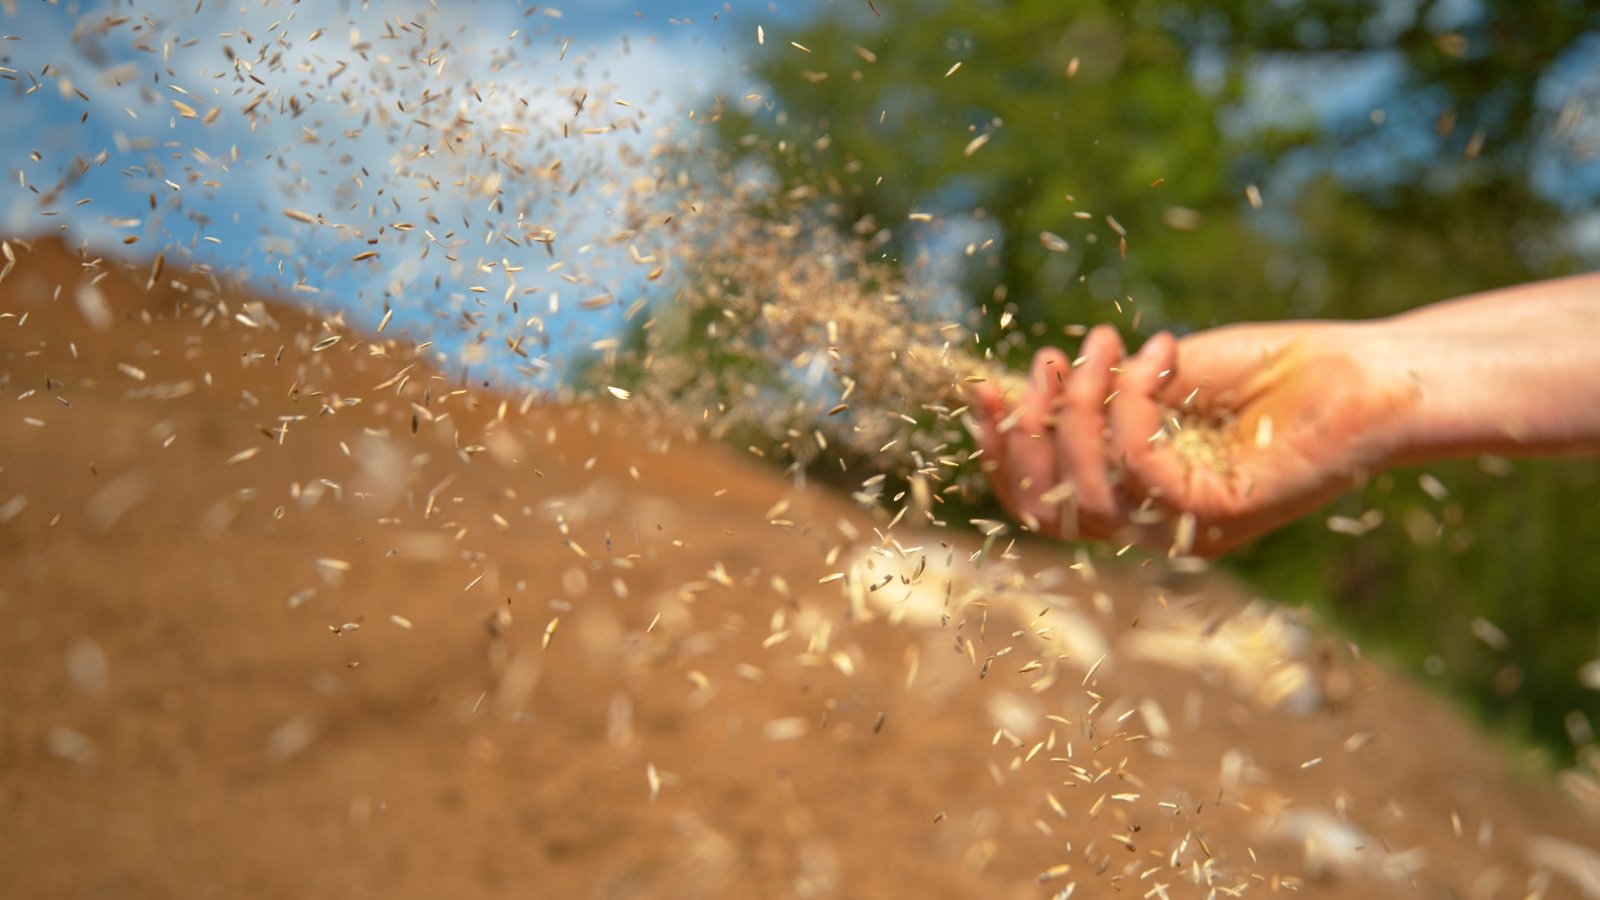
[1134,334,1165,363]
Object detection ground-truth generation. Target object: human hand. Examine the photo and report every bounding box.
[971,321,1417,556]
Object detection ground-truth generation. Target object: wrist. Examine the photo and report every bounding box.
[1371,299,1600,463]
[1329,318,1434,469]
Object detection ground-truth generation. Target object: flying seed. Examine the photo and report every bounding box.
[646,763,661,802]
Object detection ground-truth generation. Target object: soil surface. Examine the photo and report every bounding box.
[3,236,1599,898]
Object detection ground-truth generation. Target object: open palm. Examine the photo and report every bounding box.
[973,322,1415,556]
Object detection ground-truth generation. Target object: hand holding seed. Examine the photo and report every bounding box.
[972,321,1418,556]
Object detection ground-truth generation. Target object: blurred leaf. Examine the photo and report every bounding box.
[636,0,1600,760]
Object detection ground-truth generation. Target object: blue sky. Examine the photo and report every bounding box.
[4,1,1598,386]
[0,0,811,385]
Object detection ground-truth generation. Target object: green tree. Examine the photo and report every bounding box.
[669,0,1600,759]
[721,0,1285,352]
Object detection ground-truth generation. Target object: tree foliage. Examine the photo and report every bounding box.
[693,0,1600,758]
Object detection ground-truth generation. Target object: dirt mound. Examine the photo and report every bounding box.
[2,236,1597,898]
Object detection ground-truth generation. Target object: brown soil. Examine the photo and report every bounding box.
[2,236,1597,898]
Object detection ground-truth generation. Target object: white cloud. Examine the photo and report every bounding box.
[1,0,744,382]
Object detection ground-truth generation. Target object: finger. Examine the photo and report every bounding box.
[1057,324,1124,524]
[1008,357,1062,532]
[971,383,1020,517]
[1108,331,1188,505]
[1029,347,1073,533]
[1032,345,1072,399]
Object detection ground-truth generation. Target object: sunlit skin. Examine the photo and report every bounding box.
[973,273,1600,556]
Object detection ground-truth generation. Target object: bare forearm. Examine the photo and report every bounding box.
[1376,273,1600,463]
